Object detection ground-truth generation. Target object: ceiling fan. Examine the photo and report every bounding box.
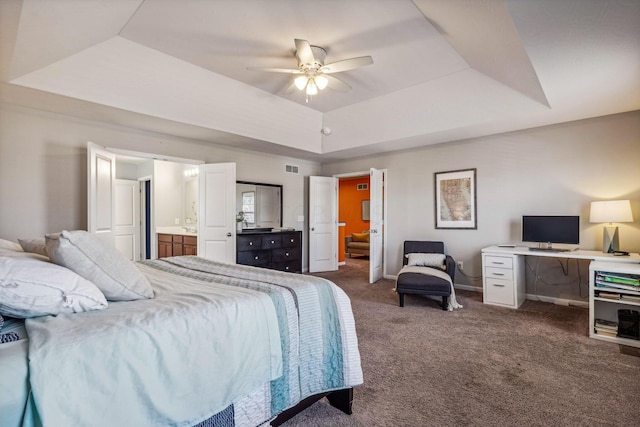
[248,39,373,101]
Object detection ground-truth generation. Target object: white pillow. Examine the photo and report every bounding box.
[46,230,154,301]
[406,253,446,270]
[0,239,22,252]
[0,256,107,318]
[18,238,48,257]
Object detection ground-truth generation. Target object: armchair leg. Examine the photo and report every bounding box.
[399,293,405,307]
[441,296,449,311]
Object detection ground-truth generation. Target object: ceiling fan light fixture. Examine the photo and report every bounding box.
[315,75,328,90]
[294,75,308,91]
[306,79,318,95]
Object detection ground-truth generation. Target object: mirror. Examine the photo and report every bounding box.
[236,181,282,230]
[184,176,198,227]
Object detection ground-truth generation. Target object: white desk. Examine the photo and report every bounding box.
[481,246,640,309]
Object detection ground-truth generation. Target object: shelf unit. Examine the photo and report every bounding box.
[589,261,640,348]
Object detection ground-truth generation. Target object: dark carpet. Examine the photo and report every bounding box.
[281,257,640,426]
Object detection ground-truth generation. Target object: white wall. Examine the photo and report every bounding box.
[321,111,640,301]
[0,104,320,267]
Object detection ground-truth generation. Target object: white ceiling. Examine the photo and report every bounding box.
[1,0,638,162]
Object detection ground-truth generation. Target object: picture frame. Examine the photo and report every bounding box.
[362,199,370,221]
[434,168,477,229]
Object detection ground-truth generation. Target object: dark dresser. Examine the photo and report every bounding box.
[236,230,302,273]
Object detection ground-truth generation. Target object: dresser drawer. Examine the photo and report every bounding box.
[261,235,282,250]
[485,266,513,280]
[272,260,300,273]
[272,247,301,262]
[237,250,270,266]
[485,278,515,306]
[281,233,300,248]
[484,255,513,269]
[237,235,262,251]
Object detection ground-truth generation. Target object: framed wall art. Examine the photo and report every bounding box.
[434,168,477,229]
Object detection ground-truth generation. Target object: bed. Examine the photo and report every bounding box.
[0,232,363,427]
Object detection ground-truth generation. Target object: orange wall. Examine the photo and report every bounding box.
[339,176,370,237]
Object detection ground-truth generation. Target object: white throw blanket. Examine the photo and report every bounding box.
[397,265,463,311]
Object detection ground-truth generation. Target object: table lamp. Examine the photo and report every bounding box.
[589,200,633,253]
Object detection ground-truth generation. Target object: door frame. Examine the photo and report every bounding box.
[334,169,388,280]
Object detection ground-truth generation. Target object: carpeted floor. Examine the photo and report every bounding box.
[281,257,640,426]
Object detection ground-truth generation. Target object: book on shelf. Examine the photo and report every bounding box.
[621,295,640,303]
[594,318,618,331]
[595,291,621,300]
[596,272,640,286]
[595,280,640,293]
[594,329,618,338]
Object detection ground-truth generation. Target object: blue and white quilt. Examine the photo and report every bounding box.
[23,257,362,427]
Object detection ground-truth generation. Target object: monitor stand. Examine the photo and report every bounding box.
[528,243,570,253]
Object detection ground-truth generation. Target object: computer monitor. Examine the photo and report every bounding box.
[522,216,580,247]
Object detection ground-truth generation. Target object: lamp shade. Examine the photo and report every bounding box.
[589,200,633,223]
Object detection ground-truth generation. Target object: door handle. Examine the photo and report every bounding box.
[311,227,315,231]
[226,232,232,237]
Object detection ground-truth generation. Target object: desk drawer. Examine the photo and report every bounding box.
[485,266,513,280]
[485,278,515,306]
[484,255,513,269]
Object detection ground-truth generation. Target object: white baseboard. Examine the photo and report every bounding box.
[525,293,588,308]
[453,284,481,292]
[382,277,587,307]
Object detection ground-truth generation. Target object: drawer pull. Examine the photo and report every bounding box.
[492,262,504,265]
[254,256,259,260]
[271,240,275,244]
[285,266,289,270]
[290,239,294,242]
[285,252,289,256]
[492,272,505,276]
[249,242,253,246]
[492,283,506,287]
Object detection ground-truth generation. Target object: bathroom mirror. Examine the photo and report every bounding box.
[184,176,199,227]
[236,181,283,230]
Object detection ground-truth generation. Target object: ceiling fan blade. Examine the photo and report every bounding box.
[294,39,315,65]
[324,74,351,92]
[321,56,373,74]
[246,67,301,74]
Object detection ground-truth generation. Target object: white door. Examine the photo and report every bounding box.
[87,142,116,246]
[309,176,338,273]
[114,179,140,261]
[369,168,384,283]
[198,163,236,263]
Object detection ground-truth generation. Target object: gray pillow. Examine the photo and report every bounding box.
[406,253,446,270]
[18,238,49,257]
[46,230,154,301]
[0,256,107,318]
